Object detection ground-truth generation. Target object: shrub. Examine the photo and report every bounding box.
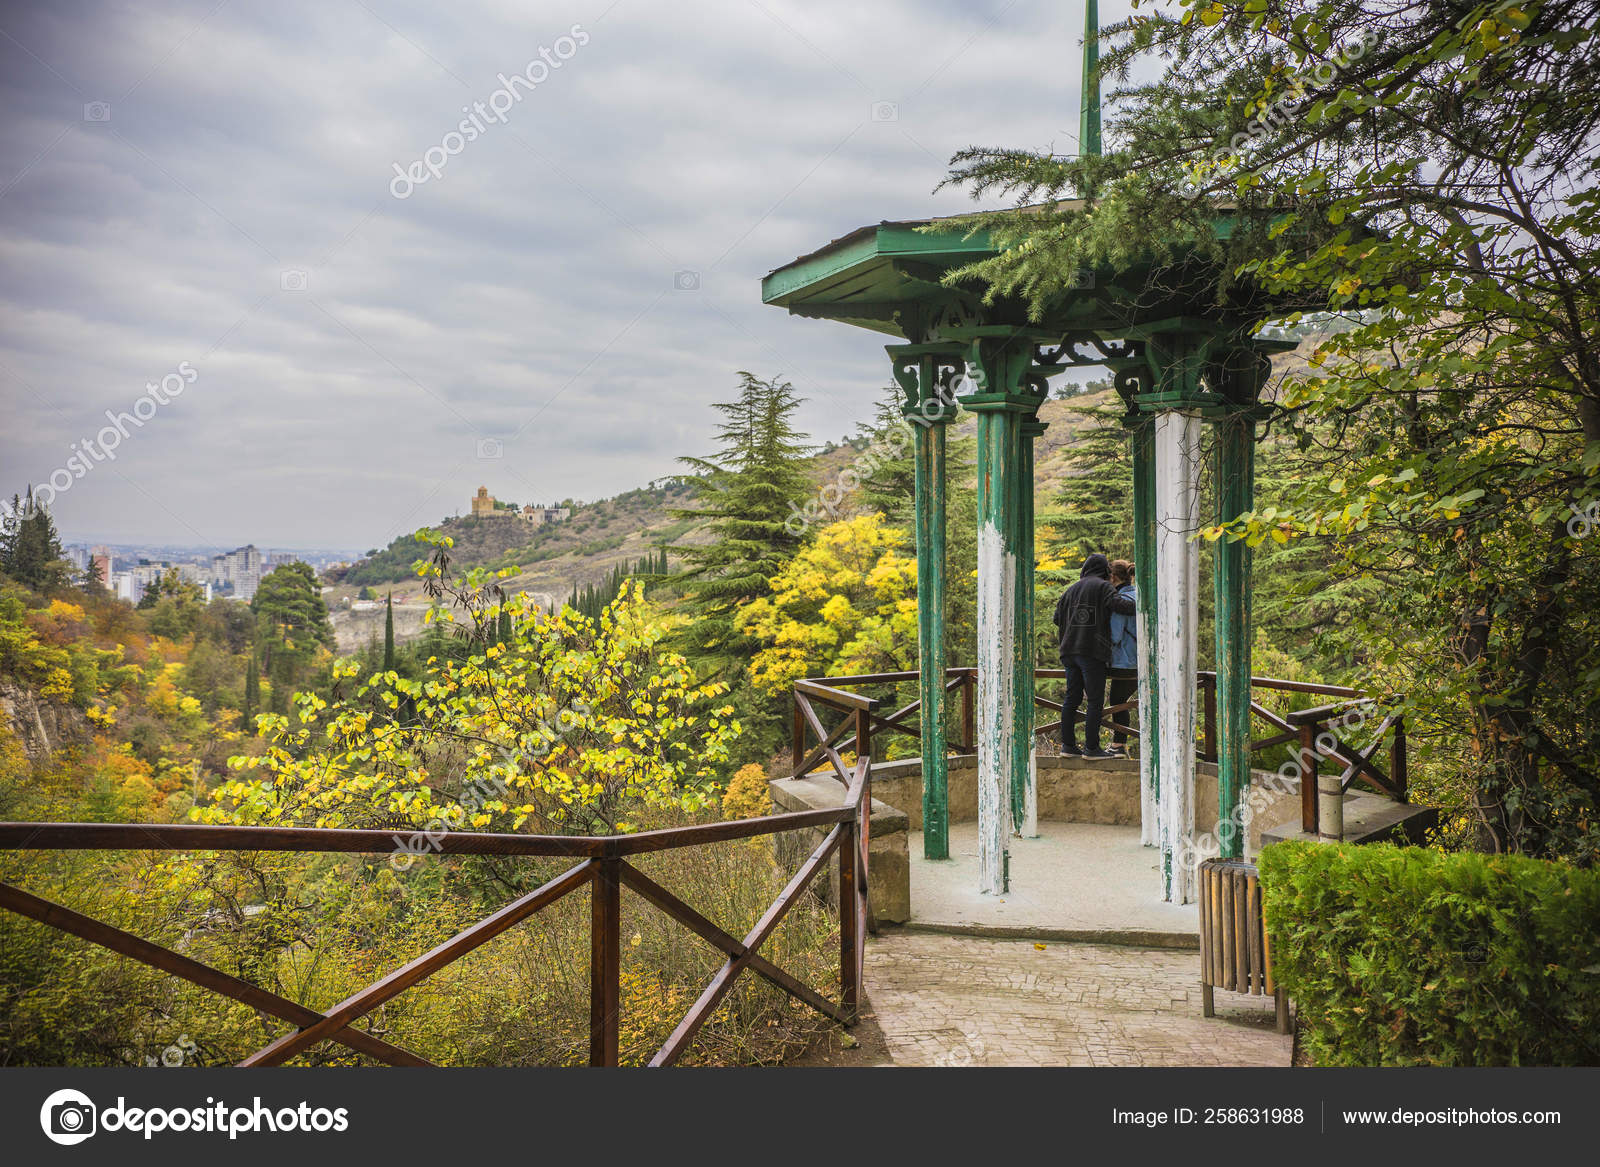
[1259,841,1600,1066]
[722,763,773,819]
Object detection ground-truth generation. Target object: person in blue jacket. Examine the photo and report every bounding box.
[1105,559,1138,757]
[1052,552,1136,758]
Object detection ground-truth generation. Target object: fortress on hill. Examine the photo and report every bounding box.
[469,486,570,528]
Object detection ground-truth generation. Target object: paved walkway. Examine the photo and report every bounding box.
[863,930,1293,1067]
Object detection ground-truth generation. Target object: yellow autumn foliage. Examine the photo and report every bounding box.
[737,514,919,696]
[721,762,773,819]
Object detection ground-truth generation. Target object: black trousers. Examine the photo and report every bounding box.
[1061,654,1107,753]
[1107,667,1137,747]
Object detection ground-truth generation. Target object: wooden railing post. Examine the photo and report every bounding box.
[791,696,806,777]
[590,857,621,1066]
[853,707,872,772]
[1391,715,1408,802]
[961,670,976,753]
[1299,721,1319,836]
[839,810,861,1021]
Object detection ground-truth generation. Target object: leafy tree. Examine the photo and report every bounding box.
[202,578,738,836]
[196,599,255,654]
[737,513,920,697]
[937,0,1600,860]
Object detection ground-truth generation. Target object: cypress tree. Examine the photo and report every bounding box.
[672,372,813,673]
[383,593,396,671]
[243,648,259,727]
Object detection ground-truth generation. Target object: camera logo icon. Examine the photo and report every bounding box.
[83,102,111,122]
[475,437,504,460]
[673,270,700,291]
[40,1088,97,1145]
[871,101,899,122]
[280,269,308,292]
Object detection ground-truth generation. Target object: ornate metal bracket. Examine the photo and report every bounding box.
[1035,335,1143,368]
[888,343,967,422]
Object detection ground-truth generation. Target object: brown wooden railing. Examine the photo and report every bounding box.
[790,669,1406,834]
[0,759,871,1068]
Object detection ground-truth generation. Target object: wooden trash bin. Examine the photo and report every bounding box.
[1198,857,1290,1034]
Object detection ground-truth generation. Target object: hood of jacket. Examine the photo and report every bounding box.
[1080,553,1110,580]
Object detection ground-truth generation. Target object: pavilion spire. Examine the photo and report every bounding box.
[1079,0,1101,157]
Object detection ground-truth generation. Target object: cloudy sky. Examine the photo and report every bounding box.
[1,0,1134,550]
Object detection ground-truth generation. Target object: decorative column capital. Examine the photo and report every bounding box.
[886,342,964,426]
[936,326,1061,418]
[1117,325,1294,419]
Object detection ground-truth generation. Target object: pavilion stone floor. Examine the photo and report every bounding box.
[856,822,1291,1067]
[906,821,1202,943]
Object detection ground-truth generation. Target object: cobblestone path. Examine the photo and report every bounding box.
[863,930,1293,1067]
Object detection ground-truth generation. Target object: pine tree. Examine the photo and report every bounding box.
[1043,403,1134,562]
[852,387,919,522]
[383,593,396,671]
[672,372,814,672]
[1,489,69,592]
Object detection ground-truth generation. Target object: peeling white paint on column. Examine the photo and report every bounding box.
[1137,601,1158,847]
[1155,411,1202,904]
[976,522,1013,894]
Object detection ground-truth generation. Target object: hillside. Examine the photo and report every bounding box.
[325,391,1120,615]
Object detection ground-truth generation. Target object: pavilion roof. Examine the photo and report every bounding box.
[760,201,1305,343]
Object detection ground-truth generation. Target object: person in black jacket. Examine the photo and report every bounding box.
[1051,552,1136,758]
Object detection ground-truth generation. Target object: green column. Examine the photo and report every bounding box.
[968,398,1023,894]
[1214,412,1256,860]
[1130,414,1160,846]
[913,404,951,859]
[890,344,962,862]
[1012,416,1045,835]
[956,329,1051,894]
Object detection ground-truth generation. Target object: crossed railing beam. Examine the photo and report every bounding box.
[0,772,873,1069]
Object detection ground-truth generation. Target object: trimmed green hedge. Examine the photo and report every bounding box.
[1258,841,1600,1066]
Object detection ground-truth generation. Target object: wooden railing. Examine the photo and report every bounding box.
[0,760,872,1068]
[790,669,1407,833]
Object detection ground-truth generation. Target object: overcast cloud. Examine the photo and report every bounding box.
[0,0,1132,550]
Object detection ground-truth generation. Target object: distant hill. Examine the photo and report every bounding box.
[324,390,1121,611]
